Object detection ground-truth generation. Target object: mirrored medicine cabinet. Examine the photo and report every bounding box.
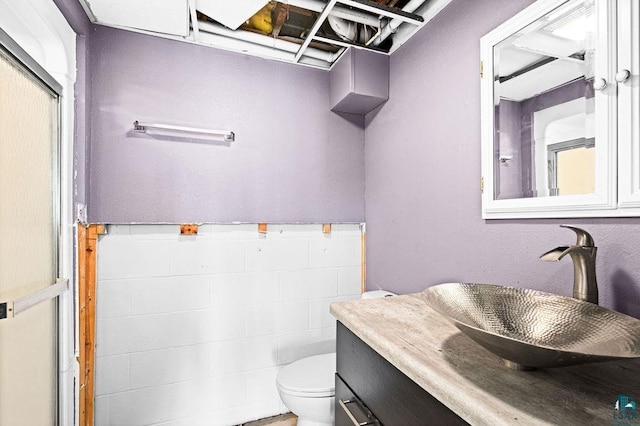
[480,0,639,218]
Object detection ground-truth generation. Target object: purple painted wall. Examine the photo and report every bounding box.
[88,26,365,223]
[364,0,640,318]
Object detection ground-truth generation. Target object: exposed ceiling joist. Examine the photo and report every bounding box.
[79,0,452,69]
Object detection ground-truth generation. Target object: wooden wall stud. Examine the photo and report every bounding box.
[78,224,104,426]
[180,224,199,235]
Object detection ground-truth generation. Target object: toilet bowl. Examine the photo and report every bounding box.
[276,353,336,426]
[276,290,396,425]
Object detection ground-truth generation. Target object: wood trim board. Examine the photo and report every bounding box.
[77,224,104,426]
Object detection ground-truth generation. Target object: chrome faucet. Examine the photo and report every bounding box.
[540,225,598,304]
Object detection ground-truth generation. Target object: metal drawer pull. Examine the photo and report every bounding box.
[0,278,68,320]
[339,399,379,426]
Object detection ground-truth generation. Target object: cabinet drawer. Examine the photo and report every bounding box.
[336,322,468,426]
[335,374,380,426]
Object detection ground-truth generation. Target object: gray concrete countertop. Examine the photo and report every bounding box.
[330,293,640,426]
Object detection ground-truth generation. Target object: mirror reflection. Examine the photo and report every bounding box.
[493,0,596,200]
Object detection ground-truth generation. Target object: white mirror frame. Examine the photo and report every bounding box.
[480,0,619,219]
[617,0,640,209]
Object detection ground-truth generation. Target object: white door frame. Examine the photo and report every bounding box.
[0,1,77,425]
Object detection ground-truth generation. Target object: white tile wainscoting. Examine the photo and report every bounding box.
[94,224,363,426]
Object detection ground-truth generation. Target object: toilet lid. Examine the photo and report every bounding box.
[277,353,336,397]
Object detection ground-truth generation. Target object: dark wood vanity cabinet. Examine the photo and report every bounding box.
[335,322,468,426]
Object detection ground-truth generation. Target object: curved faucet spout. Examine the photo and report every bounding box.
[540,246,571,262]
[540,227,599,305]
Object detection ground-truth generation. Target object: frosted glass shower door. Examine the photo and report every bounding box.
[0,47,60,424]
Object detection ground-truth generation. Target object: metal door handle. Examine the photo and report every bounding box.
[339,399,379,426]
[0,278,68,319]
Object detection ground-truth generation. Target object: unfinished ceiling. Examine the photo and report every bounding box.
[78,0,452,69]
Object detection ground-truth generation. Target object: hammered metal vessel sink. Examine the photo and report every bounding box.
[422,283,640,370]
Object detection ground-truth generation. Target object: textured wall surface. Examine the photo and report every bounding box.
[89,26,365,223]
[364,0,640,319]
[94,224,362,425]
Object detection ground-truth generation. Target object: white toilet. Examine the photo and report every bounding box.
[276,353,336,426]
[276,290,395,426]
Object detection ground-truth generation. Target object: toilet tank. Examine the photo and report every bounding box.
[361,290,396,299]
